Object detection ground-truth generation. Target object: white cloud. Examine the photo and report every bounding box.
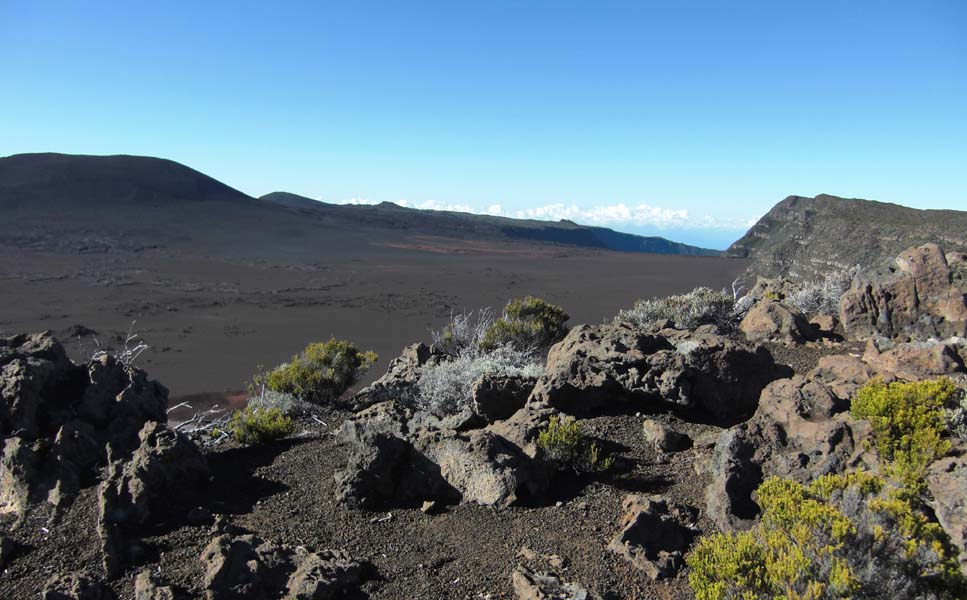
[330,196,755,231]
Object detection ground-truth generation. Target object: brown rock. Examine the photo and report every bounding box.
[809,314,839,333]
[134,570,176,600]
[740,300,816,344]
[862,337,966,381]
[926,443,967,575]
[641,420,691,452]
[42,572,114,600]
[511,565,600,600]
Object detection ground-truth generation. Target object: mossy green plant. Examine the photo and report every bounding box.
[537,415,613,472]
[228,406,296,445]
[480,296,569,353]
[253,338,377,404]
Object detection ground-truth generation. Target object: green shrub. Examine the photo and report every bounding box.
[229,406,296,445]
[480,296,569,353]
[537,415,613,472]
[851,378,955,486]
[256,338,377,404]
[614,287,735,330]
[687,472,965,600]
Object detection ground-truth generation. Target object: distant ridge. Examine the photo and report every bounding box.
[260,191,720,256]
[727,194,967,281]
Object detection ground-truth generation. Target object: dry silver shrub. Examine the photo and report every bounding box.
[614,286,736,330]
[431,307,495,357]
[415,344,542,416]
[944,386,967,441]
[247,388,320,418]
[787,265,860,316]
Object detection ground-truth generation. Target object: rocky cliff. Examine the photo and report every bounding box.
[727,194,967,281]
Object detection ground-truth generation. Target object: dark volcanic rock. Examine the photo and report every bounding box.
[350,343,445,410]
[529,324,784,424]
[607,495,698,579]
[740,300,817,344]
[41,572,115,600]
[926,442,967,575]
[727,194,967,282]
[511,565,600,600]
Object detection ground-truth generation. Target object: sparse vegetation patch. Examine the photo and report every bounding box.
[228,405,296,445]
[615,287,736,330]
[537,415,614,472]
[255,338,377,404]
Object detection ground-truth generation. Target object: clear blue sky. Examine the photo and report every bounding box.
[2,1,965,249]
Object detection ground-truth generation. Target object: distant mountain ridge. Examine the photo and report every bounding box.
[260,191,720,256]
[727,194,967,281]
[0,153,718,257]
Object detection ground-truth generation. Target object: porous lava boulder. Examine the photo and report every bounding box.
[641,420,691,452]
[840,243,967,341]
[350,343,445,410]
[99,421,210,577]
[862,337,966,382]
[927,442,967,575]
[607,495,698,579]
[41,571,114,600]
[529,324,784,424]
[200,533,363,600]
[740,299,817,344]
[704,354,878,531]
[511,565,600,600]
[0,332,168,518]
[134,570,176,600]
[470,374,535,423]
[333,400,550,508]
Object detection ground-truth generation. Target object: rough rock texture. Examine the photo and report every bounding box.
[607,495,698,579]
[200,533,362,600]
[511,565,600,600]
[470,374,535,423]
[927,442,967,575]
[99,421,210,577]
[41,572,115,600]
[350,343,445,410]
[641,420,691,452]
[862,337,966,382]
[529,324,784,424]
[726,194,967,282]
[0,333,168,518]
[740,300,816,344]
[704,355,877,531]
[840,244,967,341]
[334,399,550,509]
[134,570,176,600]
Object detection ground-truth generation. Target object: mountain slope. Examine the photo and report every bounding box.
[727,194,967,281]
[260,191,720,256]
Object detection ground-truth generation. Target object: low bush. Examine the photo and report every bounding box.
[246,388,319,418]
[416,345,542,415]
[786,266,859,316]
[255,338,377,404]
[851,378,955,486]
[480,296,569,353]
[944,386,967,442]
[228,406,296,445]
[537,415,613,472]
[614,287,735,330]
[687,472,965,600]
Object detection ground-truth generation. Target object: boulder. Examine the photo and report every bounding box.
[529,324,783,424]
[740,300,816,344]
[41,572,115,600]
[840,244,967,341]
[926,442,967,575]
[350,343,445,410]
[485,403,559,458]
[809,314,839,334]
[134,570,176,600]
[99,421,209,577]
[607,495,698,579]
[511,565,600,600]
[470,374,535,423]
[200,533,363,600]
[862,337,966,381]
[641,420,691,452]
[705,354,876,531]
[0,333,169,518]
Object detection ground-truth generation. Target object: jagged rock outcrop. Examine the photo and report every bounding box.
[529,324,784,424]
[927,442,967,575]
[511,565,600,600]
[862,336,966,382]
[350,343,445,410]
[200,533,363,600]
[840,244,967,341]
[740,300,817,344]
[41,572,114,600]
[607,495,698,579]
[334,398,550,509]
[99,421,210,577]
[134,570,177,600]
[726,194,967,282]
[704,355,878,531]
[641,420,691,452]
[0,333,168,518]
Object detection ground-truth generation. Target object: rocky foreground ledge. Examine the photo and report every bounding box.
[1,243,966,599]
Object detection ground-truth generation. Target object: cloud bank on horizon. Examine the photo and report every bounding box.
[336,197,757,232]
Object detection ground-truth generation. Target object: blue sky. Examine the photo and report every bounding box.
[2,1,965,249]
